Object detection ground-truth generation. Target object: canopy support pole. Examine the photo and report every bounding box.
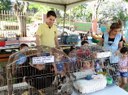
[63,5,66,32]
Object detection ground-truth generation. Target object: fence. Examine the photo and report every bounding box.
[0,10,34,38]
[0,10,35,95]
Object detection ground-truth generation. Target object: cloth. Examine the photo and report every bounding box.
[103,32,122,63]
[102,34,123,43]
[118,57,128,72]
[72,85,128,95]
[119,72,128,77]
[36,23,58,47]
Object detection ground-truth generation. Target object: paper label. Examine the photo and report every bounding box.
[97,52,111,58]
[32,56,54,64]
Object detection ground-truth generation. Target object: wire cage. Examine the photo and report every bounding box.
[64,44,113,94]
[53,44,112,94]
[6,45,70,95]
[2,44,112,95]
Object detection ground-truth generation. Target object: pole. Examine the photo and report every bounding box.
[63,5,66,32]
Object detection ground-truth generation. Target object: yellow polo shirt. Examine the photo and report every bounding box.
[36,23,58,47]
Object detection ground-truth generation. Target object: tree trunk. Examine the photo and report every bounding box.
[17,13,27,37]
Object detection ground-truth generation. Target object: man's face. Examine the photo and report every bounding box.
[46,15,56,27]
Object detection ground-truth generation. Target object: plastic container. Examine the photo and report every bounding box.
[0,41,5,47]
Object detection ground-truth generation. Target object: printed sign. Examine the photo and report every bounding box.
[97,52,111,58]
[32,56,54,64]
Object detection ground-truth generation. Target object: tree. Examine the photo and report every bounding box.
[70,5,87,21]
[28,3,50,22]
[14,0,29,37]
[95,0,104,19]
[28,3,50,13]
[98,0,128,23]
[0,0,11,11]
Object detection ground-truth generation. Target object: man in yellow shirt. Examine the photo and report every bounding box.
[35,10,59,48]
[35,11,60,76]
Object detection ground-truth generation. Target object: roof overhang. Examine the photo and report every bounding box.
[23,0,94,11]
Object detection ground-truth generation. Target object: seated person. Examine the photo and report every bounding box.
[81,60,95,74]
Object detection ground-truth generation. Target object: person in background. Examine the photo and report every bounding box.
[7,43,29,83]
[81,40,89,46]
[101,20,123,82]
[118,47,128,88]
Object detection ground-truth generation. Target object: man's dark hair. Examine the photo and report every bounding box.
[120,47,128,54]
[20,43,28,49]
[47,11,57,18]
[81,40,88,45]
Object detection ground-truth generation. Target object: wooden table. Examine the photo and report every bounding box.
[0,46,19,63]
[0,54,12,63]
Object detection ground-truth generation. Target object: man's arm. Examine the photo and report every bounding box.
[35,35,41,46]
[55,35,59,48]
[35,24,42,46]
[54,29,60,48]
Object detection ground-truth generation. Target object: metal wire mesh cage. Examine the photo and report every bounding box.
[6,45,69,95]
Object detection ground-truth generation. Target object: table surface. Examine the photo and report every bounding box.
[72,85,128,95]
[0,46,19,50]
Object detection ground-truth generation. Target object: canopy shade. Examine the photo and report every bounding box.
[24,0,94,11]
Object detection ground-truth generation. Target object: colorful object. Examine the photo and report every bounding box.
[0,41,5,47]
[100,26,107,33]
[85,75,92,80]
[104,32,121,63]
[61,33,79,45]
[106,77,113,85]
[16,53,27,65]
[92,38,100,43]
[56,62,64,72]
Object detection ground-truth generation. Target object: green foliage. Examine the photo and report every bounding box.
[0,0,11,11]
[71,5,87,20]
[125,0,128,2]
[28,3,50,13]
[112,10,128,22]
[99,0,128,23]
